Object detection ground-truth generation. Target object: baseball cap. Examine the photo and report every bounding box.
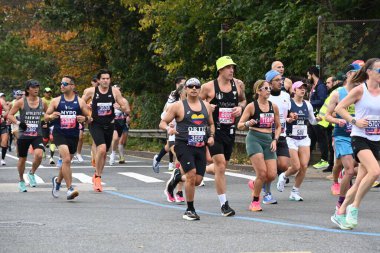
[352,60,365,66]
[185,77,201,87]
[292,81,307,90]
[44,87,52,92]
[265,70,281,82]
[216,56,236,71]
[25,79,40,89]
[344,63,361,74]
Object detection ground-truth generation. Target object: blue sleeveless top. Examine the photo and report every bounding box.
[52,94,82,137]
[286,99,309,140]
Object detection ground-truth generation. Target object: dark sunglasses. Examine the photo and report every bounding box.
[60,82,71,87]
[370,68,380,73]
[187,85,201,89]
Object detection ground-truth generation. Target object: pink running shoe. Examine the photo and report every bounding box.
[248,180,255,196]
[175,191,185,203]
[249,200,262,212]
[331,182,340,196]
[164,189,175,202]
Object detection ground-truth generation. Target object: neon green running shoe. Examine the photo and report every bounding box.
[346,204,358,228]
[18,181,27,192]
[313,159,329,169]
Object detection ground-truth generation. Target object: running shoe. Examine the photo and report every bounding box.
[175,191,185,203]
[249,200,262,212]
[28,172,37,187]
[262,192,278,205]
[164,170,177,202]
[76,154,84,163]
[346,204,358,228]
[164,189,175,202]
[57,158,62,169]
[49,157,55,165]
[109,152,115,165]
[313,159,329,169]
[322,165,333,173]
[221,201,235,216]
[372,181,380,188]
[152,154,160,173]
[331,182,340,195]
[119,158,125,164]
[182,210,200,221]
[198,180,205,187]
[289,190,303,201]
[93,175,103,192]
[168,162,174,172]
[51,176,60,198]
[331,212,351,230]
[276,172,287,192]
[18,181,27,192]
[1,159,6,166]
[66,186,79,200]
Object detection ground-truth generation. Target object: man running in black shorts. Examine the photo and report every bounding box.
[200,56,246,216]
[81,69,129,192]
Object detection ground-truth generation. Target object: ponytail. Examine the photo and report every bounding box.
[351,58,380,84]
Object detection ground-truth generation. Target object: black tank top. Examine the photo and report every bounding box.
[176,99,209,147]
[91,86,115,125]
[250,100,275,129]
[209,79,238,137]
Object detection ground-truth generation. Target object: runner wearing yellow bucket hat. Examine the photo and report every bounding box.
[200,56,246,216]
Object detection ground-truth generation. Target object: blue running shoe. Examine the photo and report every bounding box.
[57,158,63,169]
[28,172,37,187]
[262,192,278,204]
[18,181,27,192]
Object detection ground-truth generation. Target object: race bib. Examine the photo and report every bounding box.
[365,115,380,135]
[292,125,307,137]
[218,108,235,124]
[259,113,274,128]
[60,115,76,129]
[188,130,206,147]
[97,102,113,116]
[24,123,38,137]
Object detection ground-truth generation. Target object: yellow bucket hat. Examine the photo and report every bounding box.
[216,56,236,71]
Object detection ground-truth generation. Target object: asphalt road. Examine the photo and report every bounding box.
[0,147,379,253]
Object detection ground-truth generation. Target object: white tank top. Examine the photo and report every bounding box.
[351,83,380,141]
[269,91,291,137]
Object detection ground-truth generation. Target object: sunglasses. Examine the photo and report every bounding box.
[60,82,71,87]
[370,68,380,73]
[187,85,201,89]
[259,86,272,91]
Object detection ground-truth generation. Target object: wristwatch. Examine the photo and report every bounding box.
[351,118,356,126]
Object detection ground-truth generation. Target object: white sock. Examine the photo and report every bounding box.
[218,194,227,206]
[292,186,299,192]
[118,144,124,158]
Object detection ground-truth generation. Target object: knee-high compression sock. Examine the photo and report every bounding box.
[169,150,174,163]
[1,146,7,159]
[156,147,167,162]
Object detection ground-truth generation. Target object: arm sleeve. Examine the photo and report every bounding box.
[306,101,318,125]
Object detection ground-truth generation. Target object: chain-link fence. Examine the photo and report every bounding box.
[317,17,380,79]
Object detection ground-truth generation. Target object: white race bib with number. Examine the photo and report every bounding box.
[292,125,307,137]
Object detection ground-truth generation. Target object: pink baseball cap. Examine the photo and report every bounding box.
[292,81,307,91]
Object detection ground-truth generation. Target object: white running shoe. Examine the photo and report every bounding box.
[152,154,160,173]
[1,159,6,166]
[276,172,287,192]
[109,152,115,165]
[168,162,174,171]
[289,190,303,201]
[198,180,205,187]
[76,154,84,163]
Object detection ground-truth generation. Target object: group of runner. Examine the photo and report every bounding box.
[155,56,380,228]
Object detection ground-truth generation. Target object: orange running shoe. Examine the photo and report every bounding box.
[331,182,340,196]
[93,176,103,192]
[249,200,262,212]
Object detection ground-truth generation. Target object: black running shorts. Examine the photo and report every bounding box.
[351,136,380,163]
[53,133,79,155]
[276,136,290,158]
[17,137,45,158]
[174,141,206,176]
[89,122,114,151]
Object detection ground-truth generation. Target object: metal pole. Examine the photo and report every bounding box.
[316,16,323,76]
[220,24,223,56]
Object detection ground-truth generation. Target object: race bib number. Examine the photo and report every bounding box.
[188,130,206,147]
[60,115,76,129]
[218,108,235,124]
[365,115,380,135]
[259,113,274,128]
[292,125,307,137]
[24,123,38,137]
[97,102,113,116]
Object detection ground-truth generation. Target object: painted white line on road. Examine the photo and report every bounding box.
[118,172,164,183]
[163,172,214,181]
[225,171,256,181]
[23,174,44,184]
[72,173,105,185]
[80,154,141,163]
[6,154,46,168]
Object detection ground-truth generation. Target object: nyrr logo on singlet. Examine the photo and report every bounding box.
[233,91,237,100]
[216,92,223,100]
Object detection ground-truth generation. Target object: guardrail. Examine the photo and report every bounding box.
[128,129,247,144]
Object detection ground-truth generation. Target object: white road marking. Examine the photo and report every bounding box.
[118,172,163,183]
[22,174,45,185]
[225,171,256,181]
[72,173,105,185]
